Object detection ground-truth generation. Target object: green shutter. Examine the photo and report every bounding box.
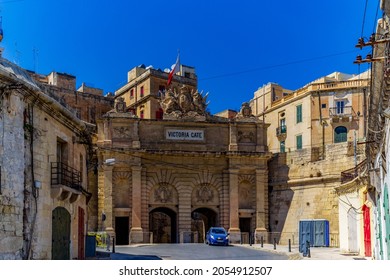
[296,135,302,150]
[296,105,302,123]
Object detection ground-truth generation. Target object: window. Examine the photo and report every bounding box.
[130,89,134,99]
[334,126,347,143]
[158,85,166,97]
[140,86,144,97]
[321,104,327,109]
[155,108,163,120]
[336,100,345,114]
[296,104,302,123]
[280,141,285,153]
[279,118,286,133]
[272,88,277,101]
[140,110,144,119]
[296,135,302,150]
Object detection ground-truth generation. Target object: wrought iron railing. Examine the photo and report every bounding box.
[51,162,82,191]
[276,125,287,136]
[329,106,356,118]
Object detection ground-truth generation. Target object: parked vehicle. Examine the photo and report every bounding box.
[205,227,229,246]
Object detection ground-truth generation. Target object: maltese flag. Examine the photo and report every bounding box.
[167,54,180,86]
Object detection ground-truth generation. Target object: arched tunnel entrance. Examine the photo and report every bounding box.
[191,207,218,243]
[149,207,177,243]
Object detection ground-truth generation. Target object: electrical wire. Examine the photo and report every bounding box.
[361,0,369,38]
[199,50,359,81]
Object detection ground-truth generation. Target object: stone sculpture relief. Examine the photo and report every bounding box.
[160,85,209,119]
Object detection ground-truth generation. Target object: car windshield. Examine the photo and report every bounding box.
[211,229,226,234]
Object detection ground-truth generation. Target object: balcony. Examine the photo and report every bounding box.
[329,106,356,123]
[276,125,287,141]
[51,162,83,203]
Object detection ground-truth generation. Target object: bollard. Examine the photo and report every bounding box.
[112,237,115,253]
[288,239,291,252]
[106,235,111,252]
[260,236,264,248]
[249,233,252,246]
[273,238,276,250]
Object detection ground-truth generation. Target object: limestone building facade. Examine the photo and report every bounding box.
[93,93,271,244]
[0,57,90,259]
[249,72,369,247]
[29,71,114,124]
[115,64,197,119]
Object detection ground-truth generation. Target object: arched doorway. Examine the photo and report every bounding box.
[52,207,71,260]
[149,207,177,243]
[191,208,218,243]
[334,126,347,143]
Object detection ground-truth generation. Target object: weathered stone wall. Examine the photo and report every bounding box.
[0,91,25,260]
[28,103,88,259]
[268,142,365,245]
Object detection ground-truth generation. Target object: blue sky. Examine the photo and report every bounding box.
[0,0,380,114]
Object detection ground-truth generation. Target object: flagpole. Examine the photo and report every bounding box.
[167,50,181,87]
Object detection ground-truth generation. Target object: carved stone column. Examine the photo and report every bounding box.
[130,166,143,242]
[229,168,240,243]
[255,168,268,241]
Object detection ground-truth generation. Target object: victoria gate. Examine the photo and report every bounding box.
[94,96,271,244]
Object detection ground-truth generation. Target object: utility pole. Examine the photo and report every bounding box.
[354,130,357,178]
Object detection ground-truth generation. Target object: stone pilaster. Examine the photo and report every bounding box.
[178,187,192,243]
[228,168,240,243]
[255,168,268,240]
[103,165,114,236]
[229,123,238,151]
[130,166,143,242]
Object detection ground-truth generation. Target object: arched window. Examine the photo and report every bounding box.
[334,126,347,143]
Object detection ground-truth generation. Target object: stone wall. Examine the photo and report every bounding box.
[0,91,25,260]
[268,142,365,245]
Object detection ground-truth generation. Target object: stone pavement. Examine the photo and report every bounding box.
[91,244,371,260]
[241,243,371,260]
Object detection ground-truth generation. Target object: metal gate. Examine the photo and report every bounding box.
[52,207,71,260]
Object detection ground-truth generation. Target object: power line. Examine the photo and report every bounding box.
[199,50,359,81]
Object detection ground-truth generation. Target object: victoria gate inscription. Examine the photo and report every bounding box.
[166,129,204,141]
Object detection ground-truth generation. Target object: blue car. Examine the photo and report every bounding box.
[205,227,229,246]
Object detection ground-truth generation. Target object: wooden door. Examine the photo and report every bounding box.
[384,185,390,259]
[347,209,358,253]
[363,204,372,257]
[78,207,85,260]
[52,207,70,260]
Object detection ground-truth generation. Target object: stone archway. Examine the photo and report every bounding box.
[191,208,218,243]
[149,207,177,243]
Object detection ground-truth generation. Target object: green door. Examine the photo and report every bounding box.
[52,207,71,260]
[377,194,383,259]
[384,184,390,259]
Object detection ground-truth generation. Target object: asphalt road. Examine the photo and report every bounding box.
[110,243,288,260]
